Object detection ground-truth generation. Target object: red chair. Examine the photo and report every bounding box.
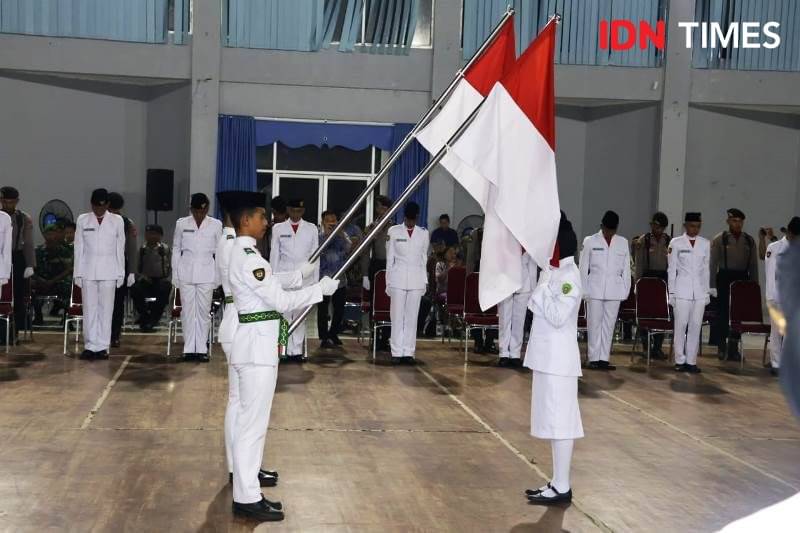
[63,283,83,354]
[616,281,636,341]
[356,286,371,345]
[166,287,182,356]
[443,266,466,344]
[370,270,391,361]
[630,277,673,367]
[0,275,14,352]
[729,280,770,370]
[577,300,588,363]
[462,272,498,362]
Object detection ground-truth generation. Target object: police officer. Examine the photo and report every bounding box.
[73,189,125,359]
[108,192,138,347]
[130,225,171,331]
[632,211,671,358]
[226,192,338,522]
[525,212,583,505]
[361,195,392,349]
[32,223,73,324]
[269,198,318,361]
[668,213,710,374]
[386,202,429,364]
[765,217,799,375]
[172,193,222,362]
[710,208,758,361]
[580,211,631,371]
[497,249,535,367]
[0,187,35,341]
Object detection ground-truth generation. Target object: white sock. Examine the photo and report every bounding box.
[550,439,574,494]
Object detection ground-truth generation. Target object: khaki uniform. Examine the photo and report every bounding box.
[709,231,758,350]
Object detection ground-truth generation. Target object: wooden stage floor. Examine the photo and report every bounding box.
[1,333,798,532]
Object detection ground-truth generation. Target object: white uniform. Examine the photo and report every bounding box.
[498,252,536,359]
[270,219,319,356]
[579,232,631,363]
[765,237,789,369]
[386,224,429,359]
[228,236,323,504]
[73,212,125,352]
[217,227,238,475]
[668,234,711,366]
[0,211,12,285]
[172,215,222,355]
[524,257,583,439]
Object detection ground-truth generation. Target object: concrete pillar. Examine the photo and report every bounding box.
[656,0,696,228]
[188,0,221,213]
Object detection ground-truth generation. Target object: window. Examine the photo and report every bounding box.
[328,0,433,48]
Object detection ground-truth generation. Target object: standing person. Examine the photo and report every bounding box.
[631,212,671,359]
[73,189,125,359]
[317,210,351,349]
[31,224,73,325]
[709,209,758,361]
[226,192,339,522]
[525,212,583,505]
[0,187,35,342]
[386,202,429,364]
[579,211,631,371]
[63,221,76,245]
[172,193,222,363]
[0,209,11,304]
[270,198,319,361]
[108,192,137,347]
[765,217,799,376]
[430,214,459,247]
[130,225,171,332]
[498,249,536,367]
[668,213,710,374]
[258,196,287,259]
[360,195,392,350]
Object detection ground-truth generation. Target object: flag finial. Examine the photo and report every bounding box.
[549,13,562,25]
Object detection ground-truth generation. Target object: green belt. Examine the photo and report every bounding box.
[238,311,289,347]
[224,296,234,304]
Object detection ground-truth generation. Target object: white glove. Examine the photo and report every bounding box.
[669,294,676,307]
[116,278,124,289]
[74,277,82,288]
[127,273,136,287]
[23,267,34,279]
[0,278,7,286]
[319,276,340,296]
[709,288,718,298]
[705,295,711,306]
[300,260,318,279]
[362,276,371,291]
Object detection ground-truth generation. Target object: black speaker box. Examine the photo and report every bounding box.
[146,169,174,211]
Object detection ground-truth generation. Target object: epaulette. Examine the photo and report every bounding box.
[244,248,256,255]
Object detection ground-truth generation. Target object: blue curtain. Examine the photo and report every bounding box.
[255,120,395,151]
[225,0,325,51]
[216,116,257,217]
[389,123,429,227]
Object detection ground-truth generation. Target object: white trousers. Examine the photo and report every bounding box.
[225,363,238,473]
[82,280,116,352]
[179,282,215,354]
[498,291,530,359]
[769,316,783,369]
[674,298,706,365]
[587,299,620,363]
[231,362,278,504]
[286,306,307,356]
[388,288,423,358]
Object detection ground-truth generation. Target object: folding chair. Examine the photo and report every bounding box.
[616,282,636,342]
[370,270,391,362]
[700,303,716,359]
[166,287,182,356]
[443,266,466,344]
[462,272,499,363]
[356,285,371,345]
[729,280,770,370]
[630,277,673,367]
[63,283,83,354]
[0,275,13,352]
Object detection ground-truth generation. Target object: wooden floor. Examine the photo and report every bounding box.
[0,332,798,532]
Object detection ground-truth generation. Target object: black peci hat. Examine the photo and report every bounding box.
[727,208,745,220]
[0,186,19,200]
[601,210,619,230]
[90,188,109,206]
[191,193,210,210]
[404,202,420,220]
[685,212,702,223]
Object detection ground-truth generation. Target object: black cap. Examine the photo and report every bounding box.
[90,188,109,206]
[727,208,745,220]
[288,198,305,209]
[108,192,124,210]
[651,212,668,228]
[375,195,392,208]
[557,211,578,259]
[685,212,702,223]
[270,196,287,211]
[601,210,619,230]
[145,224,164,235]
[404,202,420,220]
[191,193,210,210]
[0,186,19,200]
[224,191,267,211]
[787,216,800,236]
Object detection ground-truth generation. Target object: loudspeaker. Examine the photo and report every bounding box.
[146,169,174,211]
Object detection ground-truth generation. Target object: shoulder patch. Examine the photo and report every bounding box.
[668,247,672,254]
[244,248,256,255]
[561,283,573,295]
[766,251,772,258]
[226,234,234,240]
[253,268,265,281]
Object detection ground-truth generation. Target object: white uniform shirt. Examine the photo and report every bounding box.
[386,224,429,291]
[270,219,319,284]
[73,212,125,281]
[765,237,789,304]
[579,231,631,300]
[0,211,12,281]
[523,257,582,377]
[172,215,223,285]
[668,234,710,301]
[216,227,238,347]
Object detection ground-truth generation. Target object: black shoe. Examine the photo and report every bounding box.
[404,357,416,365]
[527,486,573,505]
[498,357,510,367]
[726,341,742,361]
[95,350,109,360]
[650,348,667,361]
[717,346,726,360]
[513,358,524,368]
[473,344,486,355]
[197,353,210,363]
[587,361,602,370]
[232,497,284,522]
[674,363,688,372]
[110,339,121,348]
[330,335,343,346]
[770,367,779,377]
[391,357,403,365]
[486,344,499,355]
[184,353,197,361]
[686,365,702,374]
[259,469,278,487]
[599,360,616,371]
[320,339,334,349]
[525,483,551,497]
[33,316,44,326]
[80,349,94,360]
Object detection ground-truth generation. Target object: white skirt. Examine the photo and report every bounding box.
[531,372,584,440]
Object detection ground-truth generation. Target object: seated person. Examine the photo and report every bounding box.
[31,223,73,324]
[130,224,172,332]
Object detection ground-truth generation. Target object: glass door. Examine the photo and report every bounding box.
[274,173,323,224]
[323,175,373,234]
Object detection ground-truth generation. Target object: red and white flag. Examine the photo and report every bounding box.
[452,21,560,310]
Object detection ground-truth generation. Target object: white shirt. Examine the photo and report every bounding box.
[73,212,125,281]
[0,211,12,281]
[765,237,789,304]
[172,215,223,285]
[579,231,631,301]
[668,234,710,301]
[216,227,237,298]
[386,224,429,291]
[270,219,319,284]
[523,257,582,377]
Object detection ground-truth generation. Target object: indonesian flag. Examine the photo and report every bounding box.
[452,21,560,310]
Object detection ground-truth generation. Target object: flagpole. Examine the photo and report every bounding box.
[304,7,515,265]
